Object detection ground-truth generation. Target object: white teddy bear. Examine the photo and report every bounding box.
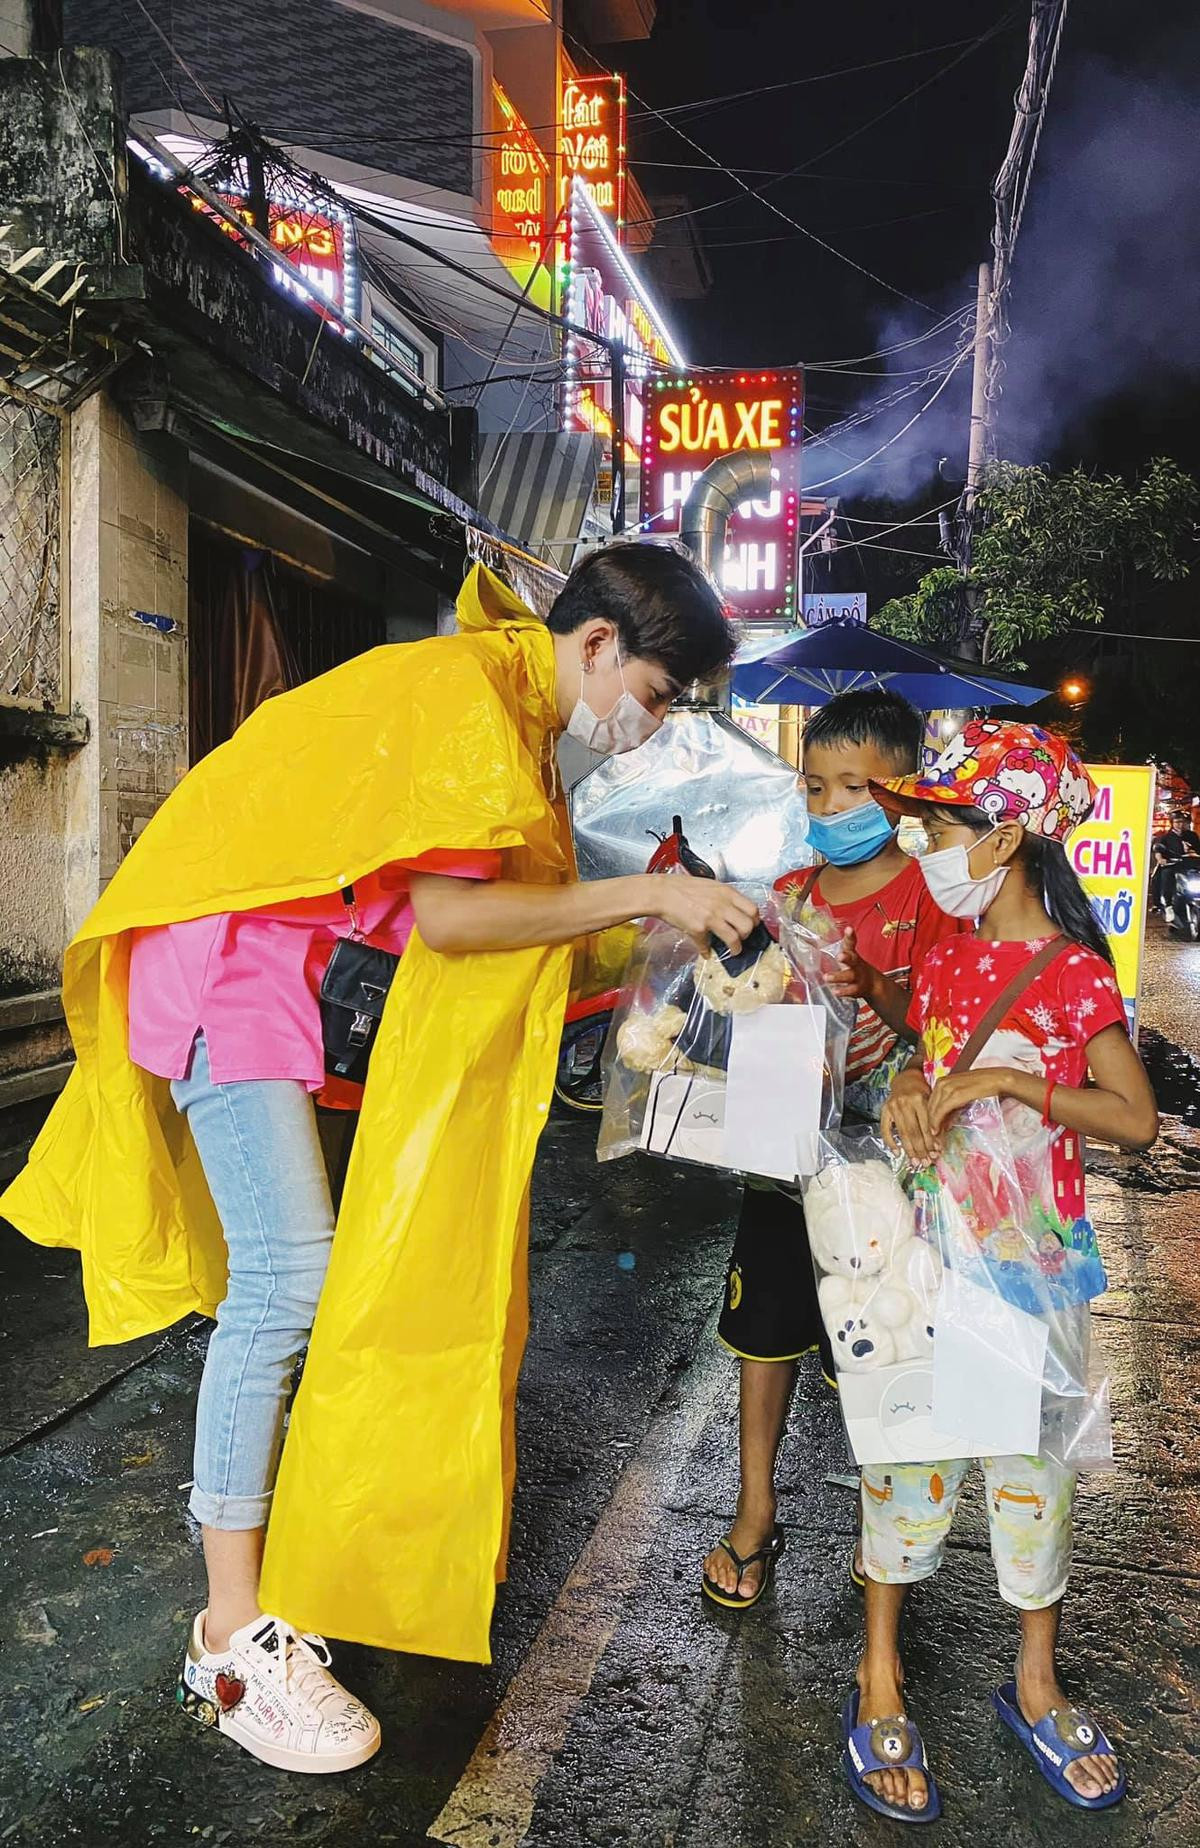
[803,1158,942,1373]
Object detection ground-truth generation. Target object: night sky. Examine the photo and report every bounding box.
[616,0,1199,771]
[621,0,1200,482]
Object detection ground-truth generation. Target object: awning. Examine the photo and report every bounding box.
[124,380,568,603]
[475,431,601,575]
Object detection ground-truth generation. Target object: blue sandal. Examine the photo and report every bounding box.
[993,1683,1127,1811]
[842,1687,942,1824]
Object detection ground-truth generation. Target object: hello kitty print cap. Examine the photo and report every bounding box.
[870,718,1097,842]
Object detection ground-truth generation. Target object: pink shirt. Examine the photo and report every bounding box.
[127,851,500,1089]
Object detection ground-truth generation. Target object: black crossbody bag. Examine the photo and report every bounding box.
[319,886,400,1086]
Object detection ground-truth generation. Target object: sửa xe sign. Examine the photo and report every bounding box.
[641,369,804,622]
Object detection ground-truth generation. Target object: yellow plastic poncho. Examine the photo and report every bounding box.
[0,564,575,1663]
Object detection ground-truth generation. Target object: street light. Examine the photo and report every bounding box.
[1060,676,1088,706]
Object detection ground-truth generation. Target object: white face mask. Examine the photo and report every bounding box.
[566,645,660,756]
[918,825,1010,918]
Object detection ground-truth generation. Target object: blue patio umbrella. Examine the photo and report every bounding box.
[732,618,1050,709]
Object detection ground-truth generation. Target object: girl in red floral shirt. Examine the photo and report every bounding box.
[835,720,1158,1827]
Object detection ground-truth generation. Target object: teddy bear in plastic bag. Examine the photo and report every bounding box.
[598,899,850,1182]
[804,1154,943,1372]
[614,923,790,1077]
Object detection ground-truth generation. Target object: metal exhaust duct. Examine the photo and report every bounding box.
[679,450,775,708]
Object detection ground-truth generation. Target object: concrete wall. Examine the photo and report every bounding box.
[0,47,121,267]
[0,757,68,993]
[0,391,190,985]
[94,396,190,894]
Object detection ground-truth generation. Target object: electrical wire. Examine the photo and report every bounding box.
[747,5,1024,204]
[692,205,963,251]
[840,496,960,533]
[113,0,1001,484]
[804,351,968,452]
[1010,0,1070,248]
[120,0,224,117]
[249,34,1000,153]
[617,6,1020,237]
[839,542,950,562]
[802,347,974,493]
[811,308,973,369]
[528,11,955,313]
[112,2,985,387]
[632,158,976,190]
[978,2,1071,480]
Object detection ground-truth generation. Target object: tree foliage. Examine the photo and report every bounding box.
[873,457,1198,664]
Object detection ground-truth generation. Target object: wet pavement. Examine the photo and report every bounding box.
[1,919,1199,1846]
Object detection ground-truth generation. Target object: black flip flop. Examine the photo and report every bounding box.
[701,1524,785,1610]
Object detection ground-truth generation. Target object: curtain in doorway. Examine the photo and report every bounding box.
[189,537,299,763]
[189,529,387,763]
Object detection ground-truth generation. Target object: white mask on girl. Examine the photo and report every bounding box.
[566,645,660,755]
[918,824,1010,918]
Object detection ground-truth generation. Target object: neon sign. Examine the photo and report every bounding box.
[190,186,359,331]
[561,73,627,237]
[491,81,551,309]
[655,395,787,453]
[641,370,805,621]
[561,179,683,469]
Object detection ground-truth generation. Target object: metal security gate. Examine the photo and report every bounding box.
[0,395,63,710]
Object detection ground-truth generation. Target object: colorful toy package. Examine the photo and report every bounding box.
[911,1096,1113,1471]
[804,1107,1113,1470]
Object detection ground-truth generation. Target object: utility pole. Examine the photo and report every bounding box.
[245,135,269,240]
[964,260,993,517]
[951,0,1070,660]
[954,258,994,660]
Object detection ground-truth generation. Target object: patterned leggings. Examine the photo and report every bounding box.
[860,1453,1076,1611]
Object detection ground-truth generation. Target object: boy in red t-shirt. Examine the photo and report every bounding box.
[702,690,966,1610]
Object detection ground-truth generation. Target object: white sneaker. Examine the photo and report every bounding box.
[178,1611,381,1773]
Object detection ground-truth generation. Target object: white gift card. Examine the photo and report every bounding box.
[725,1003,825,1180]
[931,1271,1047,1457]
[838,1362,970,1467]
[640,1072,726,1166]
[639,1004,825,1183]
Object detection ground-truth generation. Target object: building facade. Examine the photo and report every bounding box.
[0,0,689,1166]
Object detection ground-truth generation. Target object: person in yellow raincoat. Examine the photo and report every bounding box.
[1,542,756,1775]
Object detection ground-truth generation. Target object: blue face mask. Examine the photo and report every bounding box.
[805,797,896,866]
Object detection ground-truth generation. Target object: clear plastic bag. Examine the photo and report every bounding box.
[597,894,852,1183]
[802,1126,946,1467]
[804,1104,1113,1471]
[909,1097,1114,1471]
[775,875,909,1129]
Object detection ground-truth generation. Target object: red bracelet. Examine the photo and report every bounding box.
[1041,1076,1056,1126]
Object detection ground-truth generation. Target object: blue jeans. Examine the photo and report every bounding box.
[171,1035,335,1530]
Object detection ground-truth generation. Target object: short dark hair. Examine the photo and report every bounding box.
[547,542,736,688]
[801,688,922,773]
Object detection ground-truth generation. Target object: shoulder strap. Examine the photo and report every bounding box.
[792,866,822,906]
[340,884,363,939]
[954,937,1067,1074]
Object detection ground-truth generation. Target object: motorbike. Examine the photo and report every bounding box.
[553,817,717,1112]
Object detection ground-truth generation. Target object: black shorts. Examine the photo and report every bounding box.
[717,1180,835,1377]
